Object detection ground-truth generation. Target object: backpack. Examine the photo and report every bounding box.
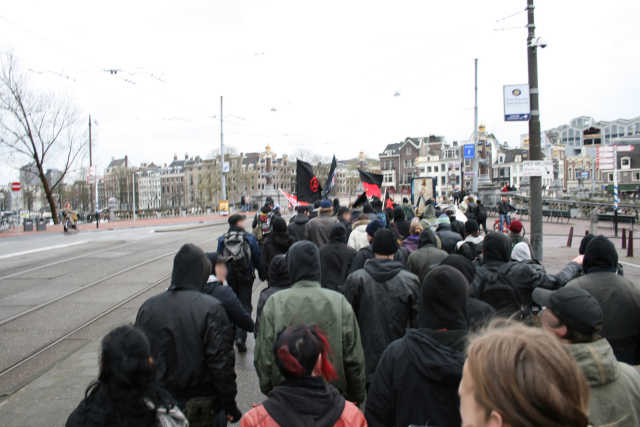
[223,231,252,276]
[403,204,413,221]
[476,205,487,222]
[476,263,531,320]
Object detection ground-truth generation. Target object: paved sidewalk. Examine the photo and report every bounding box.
[0,211,257,240]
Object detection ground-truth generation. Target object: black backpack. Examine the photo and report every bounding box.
[476,205,487,221]
[477,263,531,320]
[223,231,252,276]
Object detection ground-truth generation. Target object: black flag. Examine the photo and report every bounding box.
[322,155,337,199]
[352,190,368,208]
[297,160,321,204]
[358,170,383,199]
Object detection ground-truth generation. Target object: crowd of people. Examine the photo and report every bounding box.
[67,194,640,427]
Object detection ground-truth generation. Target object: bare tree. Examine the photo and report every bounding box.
[0,52,87,223]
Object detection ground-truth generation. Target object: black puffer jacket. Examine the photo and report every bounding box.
[469,233,547,310]
[348,244,408,275]
[320,223,357,291]
[259,231,295,281]
[135,244,238,413]
[365,329,466,427]
[287,214,309,242]
[203,276,254,333]
[255,255,291,335]
[436,223,463,255]
[342,258,420,383]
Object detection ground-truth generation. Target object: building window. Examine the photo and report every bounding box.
[493,169,498,178]
[406,146,411,155]
[442,176,446,185]
[634,172,640,181]
[427,166,432,173]
[608,173,614,181]
[464,159,470,166]
[404,160,409,168]
[434,166,439,172]
[621,157,631,169]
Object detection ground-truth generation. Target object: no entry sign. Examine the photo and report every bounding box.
[10,182,21,192]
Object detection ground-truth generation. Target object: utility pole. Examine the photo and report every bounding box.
[132,171,136,225]
[220,96,226,202]
[472,58,478,193]
[527,0,543,260]
[89,116,98,228]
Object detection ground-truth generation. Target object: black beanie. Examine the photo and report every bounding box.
[272,217,287,232]
[579,234,596,255]
[583,235,618,273]
[313,200,322,209]
[418,265,468,330]
[482,232,512,264]
[441,254,476,285]
[363,203,374,214]
[464,219,479,234]
[371,228,398,256]
[403,197,409,203]
[337,206,350,217]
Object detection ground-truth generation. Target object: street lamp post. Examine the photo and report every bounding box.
[527,0,543,261]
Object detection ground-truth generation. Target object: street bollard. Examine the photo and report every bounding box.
[566,227,574,247]
[627,231,634,258]
[622,228,627,249]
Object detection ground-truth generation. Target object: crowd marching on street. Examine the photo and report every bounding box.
[65,194,640,427]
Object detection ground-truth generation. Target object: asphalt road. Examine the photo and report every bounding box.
[0,220,266,415]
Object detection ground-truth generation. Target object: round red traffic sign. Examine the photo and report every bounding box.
[11,182,21,192]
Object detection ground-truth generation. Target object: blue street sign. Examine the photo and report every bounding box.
[581,171,589,179]
[463,144,475,159]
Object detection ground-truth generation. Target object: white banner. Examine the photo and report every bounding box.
[523,160,553,177]
[504,84,531,121]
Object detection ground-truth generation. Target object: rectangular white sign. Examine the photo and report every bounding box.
[504,84,531,121]
[523,160,553,177]
[616,145,634,152]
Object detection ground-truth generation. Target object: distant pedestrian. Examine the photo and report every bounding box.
[287,205,309,242]
[402,197,416,221]
[466,196,476,221]
[259,217,295,282]
[435,214,462,254]
[336,206,353,241]
[218,214,261,352]
[456,219,484,261]
[347,213,371,252]
[252,197,275,242]
[446,208,465,236]
[255,241,366,405]
[135,244,242,425]
[320,222,357,291]
[362,202,377,221]
[255,255,291,336]
[507,220,532,255]
[308,200,322,220]
[349,220,408,274]
[389,205,410,240]
[241,194,246,213]
[305,199,339,248]
[67,325,188,427]
[419,204,438,231]
[242,325,366,427]
[497,195,516,232]
[407,228,448,286]
[401,220,423,254]
[535,286,640,427]
[342,229,420,386]
[332,197,341,216]
[473,199,488,233]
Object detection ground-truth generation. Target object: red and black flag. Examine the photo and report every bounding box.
[297,160,321,204]
[358,170,383,199]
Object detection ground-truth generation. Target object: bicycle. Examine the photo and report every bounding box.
[0,216,16,232]
[493,211,525,234]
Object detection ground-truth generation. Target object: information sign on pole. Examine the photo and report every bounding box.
[503,84,531,121]
[463,144,475,159]
[522,161,553,177]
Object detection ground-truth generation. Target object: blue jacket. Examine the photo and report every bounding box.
[217,230,261,277]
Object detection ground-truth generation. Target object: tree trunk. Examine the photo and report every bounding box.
[36,160,59,224]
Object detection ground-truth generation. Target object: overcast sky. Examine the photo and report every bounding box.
[1,0,639,184]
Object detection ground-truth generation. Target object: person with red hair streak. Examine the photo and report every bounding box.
[241,325,366,427]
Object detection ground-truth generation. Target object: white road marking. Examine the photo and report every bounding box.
[619,261,640,268]
[0,240,89,260]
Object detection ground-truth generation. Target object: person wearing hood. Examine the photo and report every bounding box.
[287,205,309,242]
[371,199,389,225]
[407,228,449,286]
[473,199,488,233]
[566,235,640,365]
[466,196,477,221]
[362,202,378,221]
[254,241,366,405]
[308,200,322,220]
[402,197,416,220]
[320,222,357,291]
[469,232,547,314]
[419,204,438,231]
[204,253,255,334]
[332,197,341,216]
[349,220,408,274]
[242,325,366,427]
[342,229,420,385]
[456,219,484,261]
[401,220,423,254]
[259,217,296,281]
[558,234,624,282]
[441,254,495,327]
[347,213,371,252]
[255,255,291,336]
[253,196,275,242]
[336,206,353,241]
[135,244,242,424]
[535,286,640,427]
[446,208,465,236]
[305,199,339,248]
[218,214,262,352]
[507,220,532,255]
[365,265,469,427]
[435,214,463,254]
[389,205,410,240]
[512,242,588,291]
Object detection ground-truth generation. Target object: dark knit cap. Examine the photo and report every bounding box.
[228,214,246,226]
[583,235,618,273]
[337,206,350,217]
[363,203,374,214]
[464,219,479,234]
[272,217,287,232]
[366,220,385,237]
[403,197,409,203]
[313,200,322,209]
[371,228,399,255]
[418,265,468,330]
[579,234,596,255]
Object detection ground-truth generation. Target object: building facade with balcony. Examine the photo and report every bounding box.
[379,137,423,195]
[415,144,462,198]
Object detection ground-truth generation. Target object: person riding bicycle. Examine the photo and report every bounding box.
[63,204,77,229]
[497,195,516,233]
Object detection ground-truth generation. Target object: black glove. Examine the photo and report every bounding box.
[226,405,242,423]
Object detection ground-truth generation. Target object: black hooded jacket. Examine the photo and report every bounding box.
[366,265,468,427]
[390,207,410,240]
[342,258,420,383]
[287,213,309,242]
[406,229,449,286]
[255,255,291,335]
[134,244,238,412]
[320,223,357,291]
[349,244,408,275]
[259,229,295,281]
[436,223,463,254]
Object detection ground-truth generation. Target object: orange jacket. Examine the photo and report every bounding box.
[240,401,367,427]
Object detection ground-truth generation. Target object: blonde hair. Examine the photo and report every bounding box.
[409,218,423,235]
[465,320,590,427]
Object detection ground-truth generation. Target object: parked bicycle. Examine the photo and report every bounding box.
[0,215,16,232]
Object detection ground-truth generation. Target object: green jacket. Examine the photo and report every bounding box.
[254,280,367,404]
[567,339,640,427]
